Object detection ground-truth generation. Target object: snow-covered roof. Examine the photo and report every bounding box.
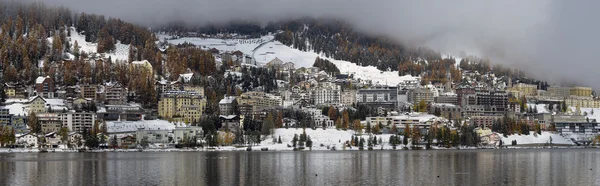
[107,120,177,133]
[131,60,150,65]
[45,99,65,106]
[219,115,238,120]
[219,96,236,104]
[35,76,50,84]
[179,73,194,82]
[388,113,439,123]
[1,103,28,116]
[431,103,459,108]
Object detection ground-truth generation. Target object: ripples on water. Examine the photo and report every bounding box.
[0,149,599,186]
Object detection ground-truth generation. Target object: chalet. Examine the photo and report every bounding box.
[35,76,55,98]
[17,133,38,148]
[118,135,136,148]
[208,48,220,55]
[28,96,47,113]
[266,57,284,69]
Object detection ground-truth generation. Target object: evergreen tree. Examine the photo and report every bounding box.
[292,134,298,148]
[306,136,313,149]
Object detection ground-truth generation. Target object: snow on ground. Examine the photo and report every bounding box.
[501,131,573,145]
[527,103,550,113]
[252,128,397,151]
[164,35,274,55]
[163,34,420,86]
[68,27,130,61]
[253,41,421,86]
[68,27,96,54]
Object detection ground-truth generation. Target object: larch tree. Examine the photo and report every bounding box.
[342,110,350,129]
[27,112,39,134]
[327,106,337,120]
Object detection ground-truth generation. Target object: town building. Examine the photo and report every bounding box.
[104,83,127,105]
[565,96,600,108]
[553,114,599,134]
[35,76,55,98]
[118,135,136,148]
[80,84,97,100]
[314,114,334,128]
[136,130,170,144]
[547,86,570,98]
[17,133,38,147]
[356,86,397,108]
[28,96,47,113]
[220,115,242,132]
[511,83,537,97]
[173,126,204,144]
[434,94,459,105]
[408,87,434,104]
[311,82,341,106]
[60,112,97,133]
[219,96,237,115]
[158,90,206,124]
[237,91,281,115]
[570,86,593,97]
[98,104,144,121]
[340,90,356,106]
[366,113,438,133]
[429,103,461,120]
[38,113,62,134]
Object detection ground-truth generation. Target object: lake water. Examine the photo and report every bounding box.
[0,149,599,186]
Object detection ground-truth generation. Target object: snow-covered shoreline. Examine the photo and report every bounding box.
[0,145,594,154]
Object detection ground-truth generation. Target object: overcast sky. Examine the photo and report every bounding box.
[21,0,600,89]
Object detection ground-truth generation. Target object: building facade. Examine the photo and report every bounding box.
[158,90,206,124]
[570,86,593,97]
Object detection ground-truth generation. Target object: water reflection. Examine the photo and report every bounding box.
[0,149,599,186]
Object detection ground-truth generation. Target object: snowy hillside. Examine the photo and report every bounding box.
[66,27,130,61]
[501,131,573,145]
[163,34,420,86]
[161,35,274,56]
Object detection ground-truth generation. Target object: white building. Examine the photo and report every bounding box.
[60,112,97,133]
[17,133,38,147]
[173,126,203,144]
[311,82,341,106]
[314,115,335,128]
[366,113,439,133]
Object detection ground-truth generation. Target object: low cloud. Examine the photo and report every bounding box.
[22,0,600,89]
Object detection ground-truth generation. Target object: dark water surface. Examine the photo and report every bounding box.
[0,149,599,186]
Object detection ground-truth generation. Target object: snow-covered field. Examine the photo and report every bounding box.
[501,131,573,145]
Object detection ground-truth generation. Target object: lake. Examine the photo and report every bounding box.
[0,149,599,186]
